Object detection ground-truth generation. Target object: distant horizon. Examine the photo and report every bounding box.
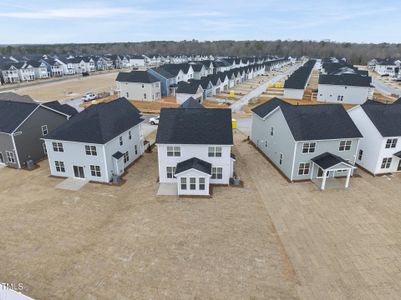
[0,0,400,44]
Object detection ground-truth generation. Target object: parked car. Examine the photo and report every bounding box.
[82,92,97,102]
[149,116,159,125]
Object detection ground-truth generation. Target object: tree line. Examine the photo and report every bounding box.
[1,40,401,64]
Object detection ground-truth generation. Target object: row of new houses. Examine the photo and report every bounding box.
[368,58,401,78]
[282,58,373,105]
[0,55,286,84]
[116,58,290,102]
[2,91,401,194]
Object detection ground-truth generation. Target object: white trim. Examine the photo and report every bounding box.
[175,167,212,177]
[10,134,21,168]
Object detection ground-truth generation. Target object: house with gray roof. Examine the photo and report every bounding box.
[156,106,235,196]
[0,100,73,168]
[116,70,161,101]
[176,81,204,104]
[348,100,401,175]
[43,98,144,183]
[251,98,362,190]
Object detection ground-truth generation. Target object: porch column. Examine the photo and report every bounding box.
[321,169,327,191]
[345,168,352,189]
[310,162,314,180]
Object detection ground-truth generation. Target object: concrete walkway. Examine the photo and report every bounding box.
[230,63,301,112]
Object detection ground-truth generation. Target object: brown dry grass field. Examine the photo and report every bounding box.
[14,72,119,102]
[2,131,401,299]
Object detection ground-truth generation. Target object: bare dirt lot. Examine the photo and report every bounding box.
[2,132,401,299]
[13,72,119,102]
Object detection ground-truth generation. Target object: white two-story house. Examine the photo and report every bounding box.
[317,74,372,105]
[348,100,401,175]
[43,98,144,183]
[116,71,161,101]
[156,106,235,196]
[251,98,363,190]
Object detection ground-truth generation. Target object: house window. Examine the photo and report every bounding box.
[43,143,47,154]
[85,145,97,156]
[181,178,187,190]
[135,145,138,155]
[142,84,145,88]
[144,93,147,100]
[54,161,65,172]
[270,127,274,136]
[126,92,129,98]
[302,142,316,153]
[129,131,132,140]
[385,138,398,149]
[90,165,101,177]
[123,151,129,163]
[166,166,176,178]
[199,177,206,190]
[358,150,363,160]
[211,167,223,179]
[6,151,16,163]
[119,136,123,146]
[52,142,64,152]
[339,140,352,151]
[41,125,48,136]
[337,95,344,101]
[279,153,283,165]
[381,157,392,169]
[167,146,181,157]
[190,177,196,190]
[208,146,222,157]
[298,163,310,175]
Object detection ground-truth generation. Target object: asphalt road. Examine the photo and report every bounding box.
[230,63,301,112]
[372,78,401,97]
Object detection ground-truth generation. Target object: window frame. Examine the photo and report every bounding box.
[54,161,65,172]
[190,177,196,190]
[52,142,64,152]
[85,145,97,156]
[90,165,101,177]
[358,149,363,161]
[123,151,129,163]
[208,146,222,157]
[181,177,187,190]
[381,157,392,169]
[199,177,206,190]
[166,166,176,179]
[167,146,181,157]
[339,140,352,151]
[302,142,316,154]
[385,138,398,149]
[6,151,16,163]
[41,125,48,136]
[298,163,311,175]
[211,167,223,180]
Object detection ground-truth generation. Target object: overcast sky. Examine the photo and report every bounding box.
[0,0,399,44]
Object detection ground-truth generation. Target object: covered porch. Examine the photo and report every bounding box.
[310,152,356,191]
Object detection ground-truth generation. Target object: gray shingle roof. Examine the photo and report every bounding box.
[0,101,38,133]
[180,97,205,108]
[45,98,143,144]
[361,101,401,137]
[311,152,353,169]
[252,98,362,141]
[0,92,34,103]
[176,81,202,94]
[42,100,78,117]
[175,157,212,175]
[116,71,159,83]
[319,74,372,87]
[156,107,233,145]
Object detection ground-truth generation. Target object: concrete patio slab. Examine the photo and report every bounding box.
[55,177,89,191]
[157,183,177,196]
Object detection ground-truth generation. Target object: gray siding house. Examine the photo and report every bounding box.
[250,98,363,190]
[0,101,75,168]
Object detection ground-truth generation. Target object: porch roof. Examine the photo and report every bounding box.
[175,157,212,176]
[393,151,401,158]
[311,152,354,170]
[112,151,124,159]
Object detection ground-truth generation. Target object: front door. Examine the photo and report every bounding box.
[317,168,330,178]
[398,160,401,171]
[73,166,85,178]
